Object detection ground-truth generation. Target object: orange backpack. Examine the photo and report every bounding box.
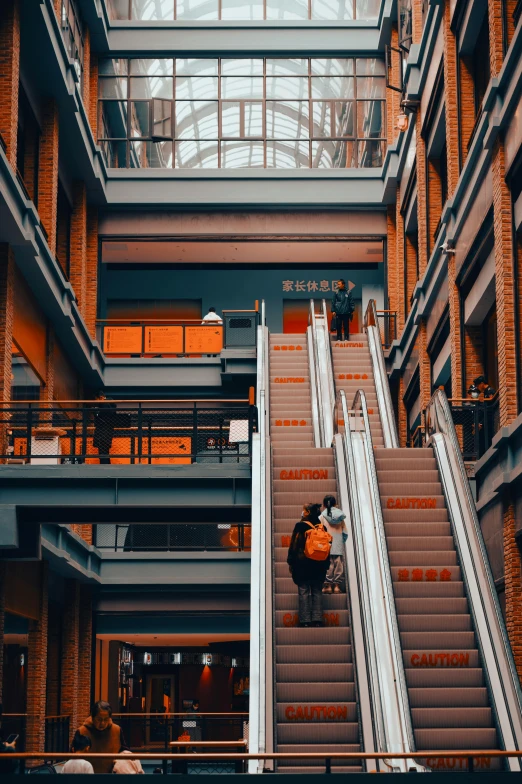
[304,521,332,561]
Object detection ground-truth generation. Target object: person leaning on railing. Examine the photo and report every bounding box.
[71,701,128,774]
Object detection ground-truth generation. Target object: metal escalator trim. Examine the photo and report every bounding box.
[333,431,377,772]
[339,388,421,772]
[363,300,399,449]
[426,391,522,770]
[307,302,322,447]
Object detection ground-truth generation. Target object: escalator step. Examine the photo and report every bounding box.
[276,644,352,664]
[278,766,364,773]
[397,597,467,614]
[383,508,449,522]
[399,614,471,631]
[406,668,484,687]
[386,535,454,551]
[277,702,357,723]
[408,687,489,708]
[276,663,353,683]
[277,744,361,767]
[275,627,351,645]
[277,683,355,702]
[277,723,360,744]
[390,564,460,581]
[390,551,458,566]
[394,582,465,598]
[400,631,475,649]
[275,592,347,610]
[402,648,479,668]
[274,609,350,626]
[414,727,497,749]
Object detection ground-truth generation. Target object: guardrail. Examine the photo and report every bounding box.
[93,521,251,551]
[0,400,255,465]
[98,309,259,357]
[363,299,399,449]
[7,748,522,775]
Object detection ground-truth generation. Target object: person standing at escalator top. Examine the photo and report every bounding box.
[331,279,354,342]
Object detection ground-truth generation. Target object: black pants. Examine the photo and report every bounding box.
[336,314,350,341]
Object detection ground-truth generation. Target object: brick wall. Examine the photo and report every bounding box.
[37,101,59,256]
[405,234,418,314]
[418,320,431,410]
[88,54,98,139]
[459,57,475,164]
[61,580,80,742]
[0,0,20,168]
[427,158,442,258]
[387,204,399,317]
[46,602,62,717]
[488,0,505,78]
[503,501,522,679]
[448,255,462,397]
[396,196,406,332]
[443,0,461,194]
[416,114,429,276]
[85,207,98,340]
[26,563,49,755]
[78,584,93,721]
[398,376,407,447]
[70,181,87,317]
[0,245,15,404]
[463,325,483,392]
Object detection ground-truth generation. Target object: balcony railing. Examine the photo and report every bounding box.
[1,400,256,465]
[45,716,70,754]
[98,310,259,357]
[409,396,500,461]
[93,522,251,551]
[375,310,398,349]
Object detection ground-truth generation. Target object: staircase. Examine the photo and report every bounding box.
[331,335,500,772]
[270,332,361,773]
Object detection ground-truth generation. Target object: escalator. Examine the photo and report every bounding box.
[269,331,362,773]
[331,300,522,771]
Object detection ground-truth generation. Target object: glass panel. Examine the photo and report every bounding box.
[99,58,128,76]
[151,100,172,138]
[176,101,219,138]
[355,0,380,19]
[356,76,386,99]
[130,0,175,19]
[245,102,264,136]
[221,59,264,76]
[335,101,355,136]
[99,101,128,138]
[176,77,219,100]
[311,102,332,137]
[222,102,241,137]
[221,0,263,19]
[311,0,353,19]
[266,0,308,19]
[221,141,264,168]
[356,58,385,75]
[107,0,130,20]
[130,140,173,168]
[266,77,308,99]
[130,76,173,99]
[312,139,355,167]
[311,76,354,99]
[311,58,354,76]
[221,77,264,99]
[176,59,219,76]
[357,100,384,137]
[131,101,150,137]
[266,141,309,168]
[98,78,128,99]
[130,59,174,76]
[101,140,127,167]
[267,101,309,139]
[358,139,385,167]
[266,59,308,76]
[176,0,219,18]
[175,140,219,167]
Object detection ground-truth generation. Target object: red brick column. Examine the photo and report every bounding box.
[416,115,429,276]
[387,204,399,315]
[88,54,98,139]
[443,0,461,193]
[69,182,87,317]
[405,235,418,317]
[448,255,462,398]
[0,0,20,168]
[492,138,518,426]
[458,57,475,164]
[386,25,401,149]
[488,0,505,78]
[0,245,15,402]
[40,326,55,405]
[412,0,423,43]
[85,207,98,340]
[396,194,406,332]
[463,325,483,392]
[46,603,62,717]
[418,320,431,411]
[398,376,408,447]
[82,28,91,107]
[61,580,80,742]
[78,584,93,722]
[26,563,49,755]
[503,501,522,680]
[427,159,442,259]
[37,101,60,256]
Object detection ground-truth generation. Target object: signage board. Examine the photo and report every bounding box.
[144,326,184,354]
[185,326,223,354]
[104,326,142,354]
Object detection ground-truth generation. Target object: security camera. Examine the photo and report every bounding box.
[440,240,456,255]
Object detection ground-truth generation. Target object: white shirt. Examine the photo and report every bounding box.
[202,312,223,324]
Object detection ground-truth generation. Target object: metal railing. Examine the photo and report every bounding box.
[248,299,273,774]
[336,389,419,772]
[375,309,398,349]
[93,522,251,551]
[45,715,70,754]
[13,748,522,775]
[425,389,522,770]
[0,400,255,465]
[98,309,259,357]
[447,395,500,461]
[363,300,399,448]
[113,712,248,753]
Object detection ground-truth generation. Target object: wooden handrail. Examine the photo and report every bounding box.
[0,399,250,405]
[168,741,247,747]
[113,712,249,717]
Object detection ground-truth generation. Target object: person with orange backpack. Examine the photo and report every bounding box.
[287,502,332,627]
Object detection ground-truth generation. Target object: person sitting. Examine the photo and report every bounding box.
[61,759,94,774]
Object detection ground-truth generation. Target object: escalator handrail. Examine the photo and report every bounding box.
[339,388,418,769]
[249,304,273,772]
[308,300,324,447]
[426,389,522,766]
[363,299,399,449]
[321,298,337,439]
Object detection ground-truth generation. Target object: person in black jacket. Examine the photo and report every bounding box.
[331,279,354,342]
[287,502,330,627]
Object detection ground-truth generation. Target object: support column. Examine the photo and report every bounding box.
[60,580,80,742]
[416,116,429,276]
[387,204,399,315]
[418,320,431,411]
[88,53,98,139]
[0,0,20,168]
[69,182,87,317]
[396,192,406,332]
[37,100,59,256]
[85,206,98,340]
[398,376,408,447]
[448,255,462,398]
[0,563,6,711]
[78,585,93,722]
[0,245,15,402]
[503,499,522,680]
[488,0,505,78]
[492,138,518,426]
[443,0,461,192]
[427,159,442,258]
[386,25,401,149]
[26,563,49,755]
[463,325,483,392]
